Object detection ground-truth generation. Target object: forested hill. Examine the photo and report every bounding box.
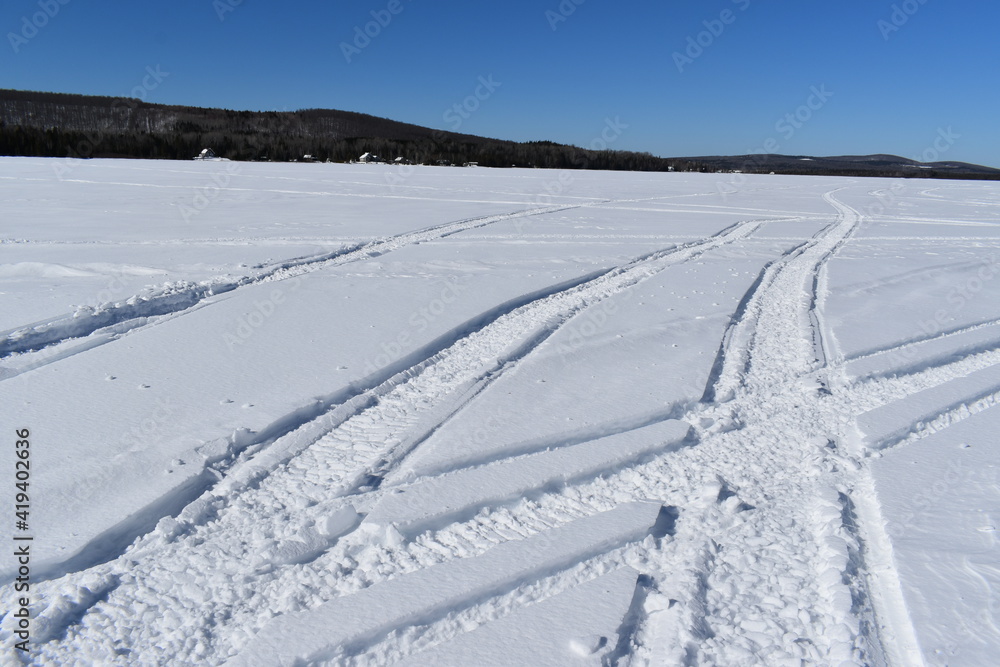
[2,89,999,180]
[0,89,667,170]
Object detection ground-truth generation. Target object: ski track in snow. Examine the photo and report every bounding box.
[4,185,1000,666]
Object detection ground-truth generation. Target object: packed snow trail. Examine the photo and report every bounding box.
[4,181,1000,666]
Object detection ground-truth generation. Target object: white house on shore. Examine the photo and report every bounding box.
[358,152,385,164]
[193,148,229,161]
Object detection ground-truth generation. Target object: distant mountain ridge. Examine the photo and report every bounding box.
[2,89,998,180]
[686,153,1000,178]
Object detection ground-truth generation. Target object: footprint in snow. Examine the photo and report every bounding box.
[569,635,607,656]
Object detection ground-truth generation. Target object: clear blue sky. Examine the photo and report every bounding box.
[3,0,998,166]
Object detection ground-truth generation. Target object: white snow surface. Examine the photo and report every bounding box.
[1,158,999,665]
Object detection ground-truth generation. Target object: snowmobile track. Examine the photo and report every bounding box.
[0,204,580,368]
[14,212,776,665]
[15,187,990,666]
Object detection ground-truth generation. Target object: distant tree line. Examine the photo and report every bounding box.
[2,89,998,181]
[0,121,688,170]
[0,90,679,170]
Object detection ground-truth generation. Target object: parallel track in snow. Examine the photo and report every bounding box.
[8,188,1000,666]
[14,214,771,665]
[0,204,582,368]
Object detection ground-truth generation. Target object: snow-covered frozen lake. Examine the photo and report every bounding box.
[1,157,999,665]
